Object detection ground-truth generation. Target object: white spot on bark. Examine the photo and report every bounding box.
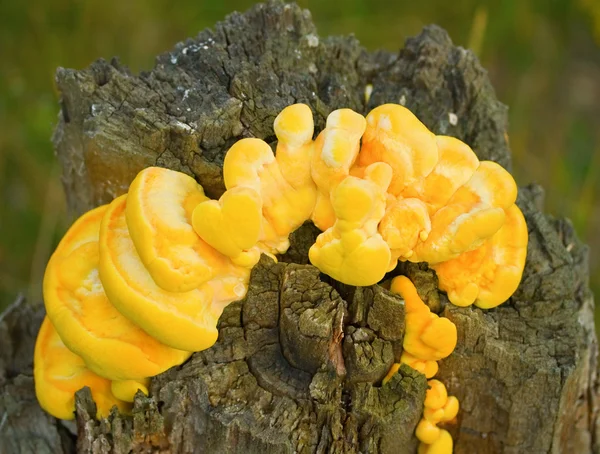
[306,34,319,47]
[364,84,373,103]
[172,120,194,133]
[399,95,407,106]
[448,112,458,126]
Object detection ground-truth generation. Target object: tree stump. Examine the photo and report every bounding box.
[1,1,598,453]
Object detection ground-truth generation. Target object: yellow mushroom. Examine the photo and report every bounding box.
[406,136,480,213]
[273,103,316,190]
[221,137,316,253]
[432,203,528,308]
[399,352,439,379]
[34,317,129,420]
[417,379,459,454]
[43,204,191,381]
[379,197,431,263]
[382,363,401,385]
[34,102,527,429]
[192,187,263,267]
[311,108,367,230]
[126,166,217,292]
[111,378,151,402]
[391,276,457,362]
[194,104,318,263]
[418,429,453,454]
[309,163,392,286]
[410,161,518,264]
[98,194,234,352]
[359,103,438,197]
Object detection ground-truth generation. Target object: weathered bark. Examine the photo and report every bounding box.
[1,1,598,453]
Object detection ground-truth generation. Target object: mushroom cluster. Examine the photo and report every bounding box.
[35,103,527,452]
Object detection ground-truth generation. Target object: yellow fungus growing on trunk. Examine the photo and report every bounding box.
[43,204,191,381]
[432,203,528,308]
[99,195,222,352]
[126,167,215,293]
[34,317,130,420]
[34,102,527,433]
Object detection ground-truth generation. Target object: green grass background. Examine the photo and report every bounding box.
[0,0,599,311]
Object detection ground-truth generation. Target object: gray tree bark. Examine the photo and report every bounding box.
[1,1,598,453]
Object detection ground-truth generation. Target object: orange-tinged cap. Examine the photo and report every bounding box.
[98,194,220,352]
[43,204,191,381]
[34,317,129,420]
[126,167,219,293]
[433,203,528,309]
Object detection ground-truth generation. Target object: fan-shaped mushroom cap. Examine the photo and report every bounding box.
[407,135,480,213]
[433,203,528,308]
[360,104,438,197]
[192,187,262,267]
[274,103,315,189]
[99,194,225,352]
[411,161,518,264]
[34,317,128,420]
[126,167,217,293]
[43,204,191,381]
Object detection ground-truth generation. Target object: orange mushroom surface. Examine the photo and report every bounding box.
[98,194,224,352]
[43,204,191,381]
[309,163,392,286]
[391,276,457,362]
[410,161,518,265]
[359,103,438,197]
[126,166,218,292]
[34,317,129,420]
[416,379,459,454]
[432,203,528,308]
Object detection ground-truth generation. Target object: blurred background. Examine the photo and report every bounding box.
[1,0,599,313]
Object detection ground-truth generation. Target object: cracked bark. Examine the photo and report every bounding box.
[1,1,598,453]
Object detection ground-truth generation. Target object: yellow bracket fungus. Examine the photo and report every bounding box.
[432,203,528,308]
[388,276,459,454]
[126,166,214,293]
[111,378,151,403]
[411,161,518,265]
[43,204,191,381]
[99,194,223,352]
[220,136,317,253]
[360,104,438,197]
[34,317,129,420]
[34,101,527,444]
[192,186,263,267]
